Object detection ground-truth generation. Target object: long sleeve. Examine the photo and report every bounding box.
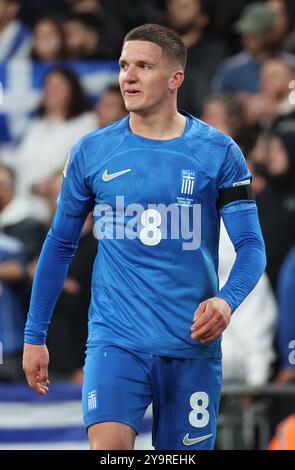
[216,201,267,312]
[24,206,88,344]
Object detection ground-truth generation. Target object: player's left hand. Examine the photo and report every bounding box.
[191,297,232,343]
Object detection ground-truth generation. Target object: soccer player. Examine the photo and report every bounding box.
[23,24,266,450]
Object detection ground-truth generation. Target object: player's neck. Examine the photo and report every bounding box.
[129,109,187,140]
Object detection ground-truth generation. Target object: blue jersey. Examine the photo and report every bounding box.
[59,112,251,359]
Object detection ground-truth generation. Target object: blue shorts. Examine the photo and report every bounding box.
[82,342,222,450]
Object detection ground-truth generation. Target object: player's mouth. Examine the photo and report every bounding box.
[124,90,141,97]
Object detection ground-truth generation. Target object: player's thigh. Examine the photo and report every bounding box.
[88,422,136,450]
[82,342,152,447]
[152,357,222,450]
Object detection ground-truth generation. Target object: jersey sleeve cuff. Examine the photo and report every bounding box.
[24,334,46,345]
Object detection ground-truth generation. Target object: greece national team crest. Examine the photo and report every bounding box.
[181,170,196,195]
[88,390,97,411]
[176,170,196,208]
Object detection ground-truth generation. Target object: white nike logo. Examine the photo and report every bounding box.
[183,433,213,446]
[102,169,131,182]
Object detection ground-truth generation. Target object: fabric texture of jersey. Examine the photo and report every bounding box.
[56,111,258,359]
[82,342,222,450]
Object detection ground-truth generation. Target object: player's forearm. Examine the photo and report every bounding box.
[217,237,266,311]
[24,207,86,344]
[217,202,266,312]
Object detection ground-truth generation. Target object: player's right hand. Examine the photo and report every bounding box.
[191,297,231,343]
[23,343,50,395]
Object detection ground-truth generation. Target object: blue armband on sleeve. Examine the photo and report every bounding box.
[216,201,267,312]
[24,206,88,344]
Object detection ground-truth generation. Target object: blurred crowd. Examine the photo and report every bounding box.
[0,0,295,410]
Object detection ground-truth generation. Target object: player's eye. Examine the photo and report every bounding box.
[119,63,128,71]
[141,64,152,70]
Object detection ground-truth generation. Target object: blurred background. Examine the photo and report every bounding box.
[0,0,295,450]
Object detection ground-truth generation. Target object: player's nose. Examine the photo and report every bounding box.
[124,64,138,82]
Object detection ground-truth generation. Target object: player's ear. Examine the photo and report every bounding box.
[168,70,185,91]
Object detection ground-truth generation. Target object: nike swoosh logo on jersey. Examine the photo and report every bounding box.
[102,169,131,181]
[183,433,213,446]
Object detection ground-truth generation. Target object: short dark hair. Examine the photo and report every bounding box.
[124,24,187,70]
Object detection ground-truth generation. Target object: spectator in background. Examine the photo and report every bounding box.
[99,0,159,35]
[64,12,109,60]
[95,85,128,128]
[31,170,64,228]
[13,68,96,221]
[259,59,295,125]
[18,0,70,28]
[209,0,261,55]
[201,93,262,158]
[30,16,68,61]
[0,164,45,262]
[267,0,292,52]
[66,0,103,13]
[219,221,277,386]
[0,231,26,382]
[268,0,295,54]
[256,131,295,290]
[213,2,295,94]
[241,59,295,130]
[29,170,97,383]
[247,134,269,196]
[66,0,124,58]
[247,159,269,197]
[201,94,242,138]
[0,0,31,60]
[165,0,228,116]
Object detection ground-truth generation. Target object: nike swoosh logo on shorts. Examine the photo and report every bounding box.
[102,169,131,181]
[183,433,213,446]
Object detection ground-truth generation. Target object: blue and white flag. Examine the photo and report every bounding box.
[0,383,152,450]
[0,59,119,144]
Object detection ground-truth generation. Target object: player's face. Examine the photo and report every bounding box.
[119,40,178,114]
